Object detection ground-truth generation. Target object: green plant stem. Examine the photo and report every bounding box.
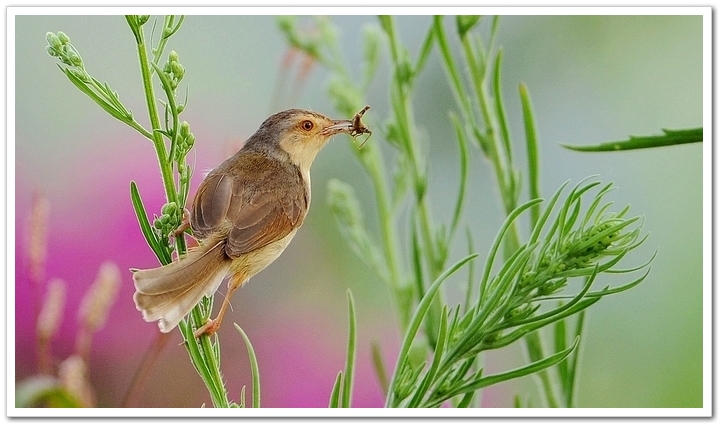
[434,17,521,257]
[130,15,223,406]
[134,31,178,208]
[434,16,566,407]
[133,25,186,255]
[363,144,409,329]
[383,17,438,274]
[524,331,559,407]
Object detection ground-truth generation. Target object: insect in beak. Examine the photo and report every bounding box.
[350,105,372,148]
[321,105,372,146]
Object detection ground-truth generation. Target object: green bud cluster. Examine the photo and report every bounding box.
[153,202,182,240]
[174,120,195,161]
[45,31,84,68]
[162,50,185,91]
[178,162,192,185]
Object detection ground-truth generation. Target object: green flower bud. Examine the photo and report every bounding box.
[171,62,184,79]
[176,103,185,114]
[46,32,62,50]
[185,133,195,149]
[179,121,191,138]
[520,270,537,288]
[46,46,58,57]
[483,331,500,346]
[161,202,178,216]
[67,50,82,67]
[57,31,70,45]
[67,68,89,83]
[169,50,179,63]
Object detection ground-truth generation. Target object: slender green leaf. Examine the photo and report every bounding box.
[565,312,586,407]
[433,16,473,119]
[527,180,571,245]
[429,337,579,406]
[492,49,512,164]
[488,297,600,351]
[410,215,426,301]
[413,23,436,77]
[519,83,540,228]
[494,265,598,332]
[178,320,214,398]
[371,341,389,397]
[448,112,470,239]
[456,15,481,38]
[480,198,542,303]
[554,310,569,388]
[130,181,171,264]
[234,323,260,408]
[408,306,449,407]
[341,290,357,408]
[582,269,651,298]
[150,61,180,158]
[464,228,477,311]
[562,127,702,152]
[238,385,246,408]
[487,16,500,55]
[386,253,480,407]
[457,391,475,408]
[329,371,343,408]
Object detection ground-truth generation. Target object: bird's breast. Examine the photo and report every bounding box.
[228,229,298,280]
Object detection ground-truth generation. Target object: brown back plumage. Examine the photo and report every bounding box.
[191,150,308,258]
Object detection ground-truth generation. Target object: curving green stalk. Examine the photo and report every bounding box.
[48,15,231,408]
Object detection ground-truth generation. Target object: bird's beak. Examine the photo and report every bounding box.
[321,119,354,136]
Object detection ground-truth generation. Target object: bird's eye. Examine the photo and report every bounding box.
[300,120,314,131]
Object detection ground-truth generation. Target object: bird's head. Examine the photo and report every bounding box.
[246,109,354,172]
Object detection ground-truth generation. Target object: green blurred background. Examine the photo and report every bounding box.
[15,14,703,407]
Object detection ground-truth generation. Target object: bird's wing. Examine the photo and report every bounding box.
[191,157,307,257]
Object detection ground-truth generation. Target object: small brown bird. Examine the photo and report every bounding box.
[133,109,361,337]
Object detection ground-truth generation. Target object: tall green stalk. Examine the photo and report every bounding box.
[47,15,239,408]
[279,15,650,408]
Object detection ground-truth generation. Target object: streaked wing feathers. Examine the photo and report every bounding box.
[190,153,307,258]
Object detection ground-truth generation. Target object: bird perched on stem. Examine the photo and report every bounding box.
[133,108,369,337]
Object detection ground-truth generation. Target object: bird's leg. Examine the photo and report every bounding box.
[193,274,242,338]
[172,208,191,238]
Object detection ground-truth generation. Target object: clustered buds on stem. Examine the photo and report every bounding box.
[45,31,84,69]
[175,120,195,161]
[153,201,184,242]
[163,50,185,91]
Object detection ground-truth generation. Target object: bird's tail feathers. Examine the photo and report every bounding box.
[133,240,230,333]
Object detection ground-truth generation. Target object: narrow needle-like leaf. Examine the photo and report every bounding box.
[561,127,702,152]
[341,290,357,408]
[519,82,540,228]
[234,323,260,408]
